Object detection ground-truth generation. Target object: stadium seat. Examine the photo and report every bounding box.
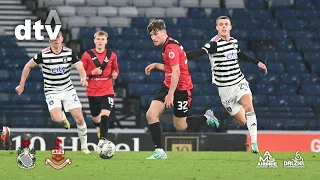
[107,0,131,6]
[187,8,206,18]
[133,0,153,7]
[210,8,229,18]
[67,16,87,28]
[179,0,199,7]
[279,73,300,84]
[294,0,312,9]
[165,7,187,18]
[131,17,149,28]
[56,6,76,17]
[145,7,165,18]
[255,82,275,94]
[199,0,220,8]
[87,17,108,27]
[108,17,131,27]
[97,6,117,17]
[118,7,139,17]
[269,0,293,9]
[300,85,320,95]
[86,0,106,6]
[231,8,250,19]
[225,0,245,8]
[76,7,97,17]
[247,0,267,9]
[301,73,319,84]
[66,0,85,6]
[154,0,175,7]
[249,10,273,20]
[286,63,307,73]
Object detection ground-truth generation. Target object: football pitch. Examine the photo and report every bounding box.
[1,151,319,180]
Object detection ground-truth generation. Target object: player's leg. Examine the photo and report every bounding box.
[146,100,166,159]
[239,94,258,153]
[231,80,258,153]
[46,95,70,129]
[88,96,102,138]
[64,90,90,154]
[98,95,114,142]
[0,124,11,150]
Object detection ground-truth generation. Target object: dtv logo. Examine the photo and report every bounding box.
[15,10,62,40]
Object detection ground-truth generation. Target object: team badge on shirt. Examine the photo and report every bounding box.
[168,52,175,59]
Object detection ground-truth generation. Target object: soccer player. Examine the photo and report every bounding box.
[0,125,11,150]
[145,19,219,159]
[81,31,119,145]
[15,32,91,154]
[186,16,268,153]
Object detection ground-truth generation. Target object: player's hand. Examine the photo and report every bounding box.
[92,67,102,75]
[81,79,88,87]
[111,70,118,79]
[164,93,174,108]
[145,63,156,75]
[15,85,24,95]
[258,62,268,74]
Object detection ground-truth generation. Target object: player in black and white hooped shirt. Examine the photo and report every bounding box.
[15,32,91,154]
[186,16,268,154]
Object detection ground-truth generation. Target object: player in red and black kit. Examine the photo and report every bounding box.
[144,19,219,159]
[81,31,119,145]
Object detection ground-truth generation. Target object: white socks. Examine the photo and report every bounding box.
[246,112,257,143]
[77,124,88,150]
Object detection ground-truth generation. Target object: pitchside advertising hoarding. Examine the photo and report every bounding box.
[247,133,320,152]
[0,131,247,151]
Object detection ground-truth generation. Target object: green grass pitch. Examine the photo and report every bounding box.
[1,151,319,180]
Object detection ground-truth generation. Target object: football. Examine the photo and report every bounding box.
[97,140,116,159]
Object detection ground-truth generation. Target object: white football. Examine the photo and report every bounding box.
[97,140,116,159]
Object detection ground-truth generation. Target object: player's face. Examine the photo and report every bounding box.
[150,29,166,46]
[94,35,107,49]
[49,32,63,48]
[216,19,232,37]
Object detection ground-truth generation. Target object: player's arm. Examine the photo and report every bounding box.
[237,51,268,74]
[111,53,119,79]
[16,54,40,95]
[145,63,164,75]
[167,45,180,94]
[154,63,165,71]
[73,52,88,86]
[81,52,93,76]
[169,64,180,94]
[186,41,218,60]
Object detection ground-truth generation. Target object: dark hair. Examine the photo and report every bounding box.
[216,16,231,24]
[147,19,166,33]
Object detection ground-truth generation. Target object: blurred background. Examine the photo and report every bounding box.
[0,0,319,136]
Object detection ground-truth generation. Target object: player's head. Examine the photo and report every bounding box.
[49,31,63,49]
[147,19,167,46]
[94,30,108,50]
[216,16,232,38]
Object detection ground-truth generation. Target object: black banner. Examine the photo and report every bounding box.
[0,132,246,151]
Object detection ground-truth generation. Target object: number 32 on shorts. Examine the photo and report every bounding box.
[177,101,188,113]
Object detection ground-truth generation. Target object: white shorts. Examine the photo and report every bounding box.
[45,89,82,112]
[217,79,252,116]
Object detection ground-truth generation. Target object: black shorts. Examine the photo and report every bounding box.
[153,84,192,117]
[88,95,114,117]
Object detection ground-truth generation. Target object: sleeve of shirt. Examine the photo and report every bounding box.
[112,52,119,73]
[166,44,180,66]
[202,41,218,54]
[71,51,80,64]
[32,52,43,64]
[81,52,93,76]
